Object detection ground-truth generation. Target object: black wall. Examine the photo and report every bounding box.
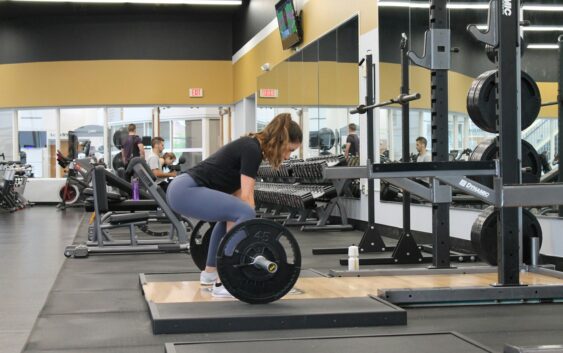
[232,0,277,55]
[0,3,234,64]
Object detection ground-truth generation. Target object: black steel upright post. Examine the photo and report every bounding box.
[429,0,451,268]
[496,0,521,285]
[358,53,387,253]
[313,53,388,256]
[367,53,376,226]
[387,34,424,264]
[559,35,563,217]
[401,35,411,234]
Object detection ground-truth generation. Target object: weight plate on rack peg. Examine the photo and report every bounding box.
[471,206,542,266]
[467,70,541,133]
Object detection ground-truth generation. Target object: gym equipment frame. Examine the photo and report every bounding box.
[327,0,563,304]
[314,33,477,266]
[64,158,189,257]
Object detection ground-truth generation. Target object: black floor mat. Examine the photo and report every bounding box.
[22,214,563,353]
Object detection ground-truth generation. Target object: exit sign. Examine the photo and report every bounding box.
[259,88,279,98]
[189,88,204,97]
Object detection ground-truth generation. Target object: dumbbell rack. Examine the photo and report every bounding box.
[0,162,33,212]
[255,156,354,232]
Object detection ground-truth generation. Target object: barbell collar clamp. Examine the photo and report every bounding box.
[252,255,278,274]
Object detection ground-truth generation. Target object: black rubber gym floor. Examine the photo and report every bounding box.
[19,211,563,353]
[166,332,495,353]
[0,206,84,353]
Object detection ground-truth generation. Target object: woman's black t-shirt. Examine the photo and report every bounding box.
[187,136,262,194]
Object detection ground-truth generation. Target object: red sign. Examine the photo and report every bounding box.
[259,88,279,98]
[189,88,204,97]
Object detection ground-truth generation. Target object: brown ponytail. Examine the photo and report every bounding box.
[250,113,303,168]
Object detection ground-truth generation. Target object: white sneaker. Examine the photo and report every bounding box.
[200,271,218,286]
[211,283,233,298]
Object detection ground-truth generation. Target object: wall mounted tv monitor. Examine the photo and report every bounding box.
[275,0,302,50]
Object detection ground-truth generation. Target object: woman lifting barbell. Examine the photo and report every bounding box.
[166,113,303,298]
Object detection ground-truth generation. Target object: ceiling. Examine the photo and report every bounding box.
[0,0,248,20]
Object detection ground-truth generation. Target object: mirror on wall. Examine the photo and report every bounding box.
[377,1,561,205]
[521,8,561,166]
[257,16,359,160]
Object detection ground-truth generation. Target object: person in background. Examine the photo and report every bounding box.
[415,136,431,162]
[539,151,552,174]
[345,123,360,159]
[161,152,177,172]
[146,137,176,192]
[121,123,145,166]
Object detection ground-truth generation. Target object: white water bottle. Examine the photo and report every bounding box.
[348,245,359,271]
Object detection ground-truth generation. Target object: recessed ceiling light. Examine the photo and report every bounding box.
[11,0,242,5]
[379,2,563,11]
[447,3,489,10]
[378,1,489,10]
[522,26,563,32]
[527,44,559,49]
[522,5,563,12]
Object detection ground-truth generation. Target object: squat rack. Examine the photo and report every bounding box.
[325,0,563,304]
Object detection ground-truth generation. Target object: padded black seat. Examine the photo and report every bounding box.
[84,199,159,212]
[83,188,122,201]
[108,212,150,225]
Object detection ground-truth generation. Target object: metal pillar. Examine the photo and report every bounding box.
[358,53,387,253]
[496,0,521,285]
[401,34,411,236]
[559,35,563,217]
[55,108,61,178]
[429,0,451,269]
[388,33,424,263]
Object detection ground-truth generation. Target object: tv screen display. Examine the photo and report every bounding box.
[19,131,47,148]
[275,0,302,50]
[309,131,319,149]
[142,136,152,146]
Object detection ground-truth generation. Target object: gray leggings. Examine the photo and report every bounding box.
[166,173,255,267]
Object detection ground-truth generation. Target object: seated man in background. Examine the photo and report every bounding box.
[415,136,431,162]
[146,137,176,192]
[161,152,177,171]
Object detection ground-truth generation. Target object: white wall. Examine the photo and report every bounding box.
[0,110,13,161]
[60,108,104,133]
[23,178,66,203]
[232,96,256,138]
[160,107,220,120]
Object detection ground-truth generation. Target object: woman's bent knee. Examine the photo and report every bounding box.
[238,204,256,222]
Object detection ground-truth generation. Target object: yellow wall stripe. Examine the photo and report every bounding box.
[256,61,358,106]
[538,82,558,118]
[380,62,558,119]
[233,0,377,103]
[0,60,232,109]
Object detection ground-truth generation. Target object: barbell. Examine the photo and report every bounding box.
[189,218,302,304]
